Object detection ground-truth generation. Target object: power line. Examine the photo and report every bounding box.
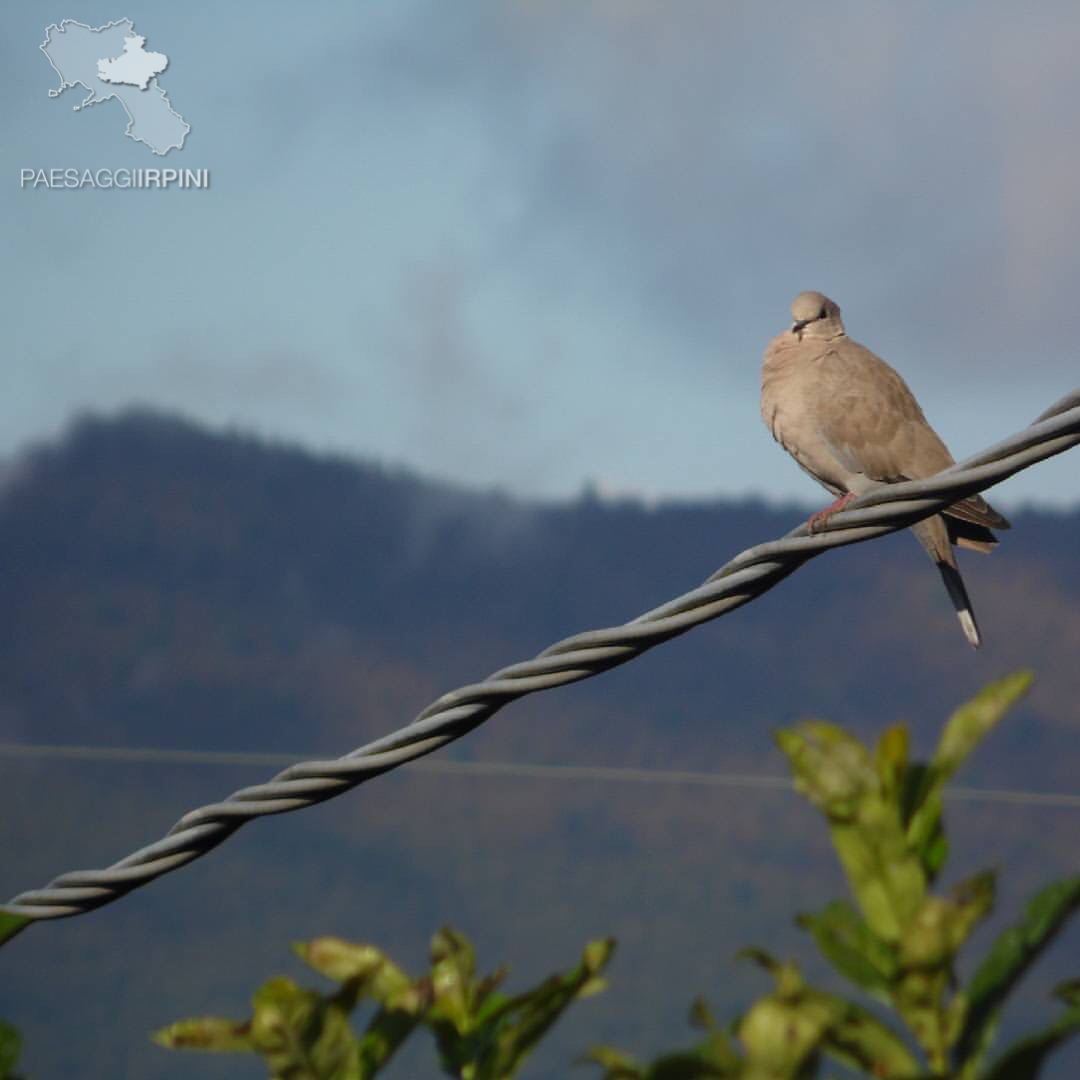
[2,741,1080,808]
[4,389,1079,924]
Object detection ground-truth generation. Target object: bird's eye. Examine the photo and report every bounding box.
[818,306,827,318]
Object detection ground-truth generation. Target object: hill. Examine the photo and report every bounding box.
[1,410,1078,1078]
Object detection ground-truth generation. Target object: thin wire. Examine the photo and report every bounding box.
[3,741,1080,807]
[4,390,1079,921]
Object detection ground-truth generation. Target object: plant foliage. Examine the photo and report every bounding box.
[156,674,1080,1078]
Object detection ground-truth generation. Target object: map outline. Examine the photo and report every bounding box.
[40,18,190,156]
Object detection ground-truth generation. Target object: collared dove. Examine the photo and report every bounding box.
[761,290,1008,648]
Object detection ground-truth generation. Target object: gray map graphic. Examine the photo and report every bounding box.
[41,19,190,156]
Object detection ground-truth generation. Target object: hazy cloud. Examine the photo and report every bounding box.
[6,1,1080,504]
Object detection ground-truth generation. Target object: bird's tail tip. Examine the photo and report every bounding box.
[935,559,982,648]
[957,608,981,649]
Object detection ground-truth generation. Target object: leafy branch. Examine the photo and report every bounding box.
[151,674,1080,1079]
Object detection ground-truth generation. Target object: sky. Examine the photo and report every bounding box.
[5,1,1080,507]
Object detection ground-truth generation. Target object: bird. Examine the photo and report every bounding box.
[761,290,1009,648]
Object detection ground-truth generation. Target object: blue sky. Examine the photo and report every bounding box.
[5,1,1080,505]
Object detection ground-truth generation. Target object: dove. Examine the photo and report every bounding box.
[761,290,1008,648]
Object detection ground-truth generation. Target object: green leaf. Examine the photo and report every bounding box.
[894,881,998,1068]
[584,1035,740,1080]
[809,991,922,1079]
[582,1044,644,1078]
[737,983,833,1076]
[355,1004,423,1077]
[248,975,312,1050]
[424,933,612,1079]
[583,1032,743,1080]
[797,900,897,997]
[875,725,910,803]
[778,723,926,941]
[688,996,718,1032]
[296,937,394,985]
[953,875,1080,1069]
[249,976,360,1079]
[0,915,30,950]
[906,673,1031,879]
[428,926,476,1035]
[900,765,951,882]
[296,936,415,1015]
[980,990,1080,1080]
[947,870,996,950]
[735,946,783,975]
[777,723,875,819]
[474,966,509,1010]
[920,829,949,882]
[0,1020,22,1077]
[642,1042,740,1079]
[935,672,1032,777]
[477,937,615,1080]
[902,800,940,879]
[897,875,995,977]
[151,1016,254,1053]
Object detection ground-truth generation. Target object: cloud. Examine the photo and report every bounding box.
[9,0,1079,504]
[343,2,1080,382]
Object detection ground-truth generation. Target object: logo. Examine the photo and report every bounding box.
[23,18,208,190]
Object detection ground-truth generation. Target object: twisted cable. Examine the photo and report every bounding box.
[5,390,1079,922]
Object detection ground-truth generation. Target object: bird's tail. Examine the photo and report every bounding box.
[934,559,981,648]
[910,516,982,649]
[944,495,1008,553]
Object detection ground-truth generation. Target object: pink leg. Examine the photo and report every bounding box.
[806,492,855,533]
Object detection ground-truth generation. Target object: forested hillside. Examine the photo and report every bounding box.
[2,411,1077,1078]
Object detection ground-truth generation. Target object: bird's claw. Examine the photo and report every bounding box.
[806,493,855,534]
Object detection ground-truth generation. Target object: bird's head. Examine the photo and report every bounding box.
[790,291,845,341]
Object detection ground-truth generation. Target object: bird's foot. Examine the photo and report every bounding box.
[806,492,855,533]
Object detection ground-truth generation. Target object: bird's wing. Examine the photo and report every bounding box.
[814,339,1010,536]
[944,496,1010,531]
[813,339,954,483]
